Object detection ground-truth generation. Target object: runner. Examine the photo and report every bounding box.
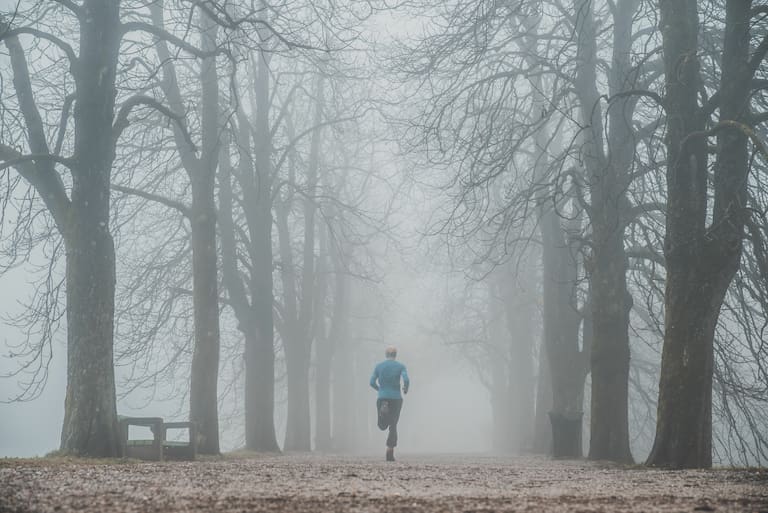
[369,346,410,461]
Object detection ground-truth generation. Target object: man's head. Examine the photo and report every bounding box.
[385,346,397,359]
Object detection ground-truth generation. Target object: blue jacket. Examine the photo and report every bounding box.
[370,359,410,399]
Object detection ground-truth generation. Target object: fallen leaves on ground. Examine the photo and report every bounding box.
[1,453,766,512]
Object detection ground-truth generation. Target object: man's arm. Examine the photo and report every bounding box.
[401,366,410,394]
[370,366,379,391]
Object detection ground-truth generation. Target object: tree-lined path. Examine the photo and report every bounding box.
[1,454,766,513]
[2,5,768,513]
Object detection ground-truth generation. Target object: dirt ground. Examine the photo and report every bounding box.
[1,453,766,512]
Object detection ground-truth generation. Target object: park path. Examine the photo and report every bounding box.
[1,453,766,512]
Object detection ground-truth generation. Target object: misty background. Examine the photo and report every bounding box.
[1,0,766,470]
[0,187,495,457]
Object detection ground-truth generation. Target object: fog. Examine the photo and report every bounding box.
[1,0,767,471]
[0,255,494,457]
[0,264,61,457]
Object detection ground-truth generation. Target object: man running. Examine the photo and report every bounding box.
[370,346,409,461]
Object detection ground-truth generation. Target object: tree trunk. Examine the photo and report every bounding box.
[315,344,333,451]
[188,12,221,455]
[648,0,751,468]
[284,341,312,451]
[587,231,632,462]
[275,197,312,452]
[278,75,325,452]
[572,0,635,463]
[59,0,121,457]
[244,320,280,451]
[330,235,353,452]
[488,281,512,453]
[61,181,120,457]
[647,269,725,467]
[540,209,588,458]
[314,226,332,451]
[245,47,281,452]
[532,346,553,454]
[242,166,280,452]
[522,15,588,457]
[352,343,369,449]
[218,93,281,453]
[275,201,312,452]
[189,167,221,454]
[502,261,536,453]
[149,3,221,454]
[331,339,355,451]
[331,334,354,451]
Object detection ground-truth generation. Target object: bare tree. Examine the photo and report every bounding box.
[217,46,282,452]
[275,74,325,451]
[144,0,224,455]
[0,0,191,456]
[647,0,761,469]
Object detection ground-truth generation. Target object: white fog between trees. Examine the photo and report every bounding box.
[0,0,766,470]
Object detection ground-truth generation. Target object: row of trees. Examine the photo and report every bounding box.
[0,0,391,457]
[398,0,768,467]
[1,0,767,469]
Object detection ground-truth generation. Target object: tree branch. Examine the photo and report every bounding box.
[112,95,196,152]
[0,27,78,68]
[146,2,202,174]
[193,1,322,51]
[111,184,191,218]
[749,32,768,77]
[0,146,71,232]
[273,114,364,177]
[626,245,666,267]
[54,94,75,156]
[1,31,71,231]
[747,110,768,126]
[0,153,75,173]
[682,120,768,161]
[626,201,666,221]
[702,80,768,120]
[4,31,54,157]
[51,0,83,16]
[120,21,225,59]
[606,89,665,111]
[752,5,768,18]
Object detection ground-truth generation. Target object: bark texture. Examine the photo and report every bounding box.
[58,0,122,457]
[187,12,222,455]
[150,4,221,454]
[648,0,752,469]
[572,0,636,464]
[521,14,587,458]
[0,0,124,456]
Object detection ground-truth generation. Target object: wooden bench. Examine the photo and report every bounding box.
[119,416,197,461]
[161,421,197,461]
[119,416,164,461]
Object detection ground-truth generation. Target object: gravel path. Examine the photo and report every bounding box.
[1,453,766,512]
